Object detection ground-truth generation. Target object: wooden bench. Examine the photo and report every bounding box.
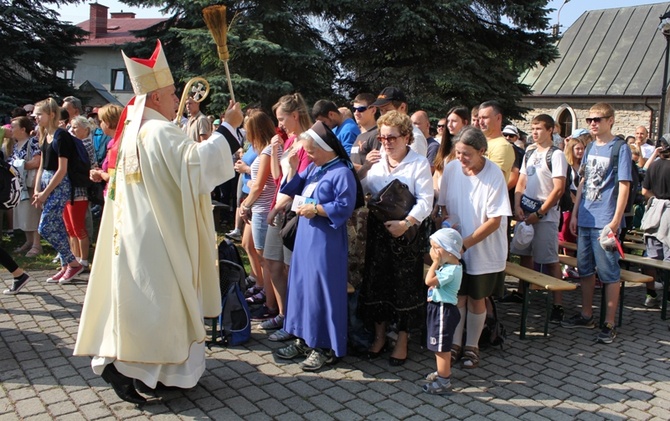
[625,233,644,243]
[505,262,577,339]
[559,240,670,320]
[558,254,654,326]
[623,241,646,252]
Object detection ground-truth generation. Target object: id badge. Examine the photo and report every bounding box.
[303,182,317,198]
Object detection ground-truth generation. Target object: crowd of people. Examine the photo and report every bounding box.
[2,39,669,403]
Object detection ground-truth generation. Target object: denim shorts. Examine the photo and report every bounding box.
[577,227,620,283]
[251,212,269,251]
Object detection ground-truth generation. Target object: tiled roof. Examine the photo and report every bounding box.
[521,2,670,98]
[76,18,167,47]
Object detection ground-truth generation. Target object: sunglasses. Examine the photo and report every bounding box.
[585,116,611,124]
[377,135,402,143]
[503,134,517,138]
[352,106,370,113]
[437,124,445,128]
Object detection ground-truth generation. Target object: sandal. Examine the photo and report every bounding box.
[25,246,42,258]
[14,243,31,254]
[259,314,284,330]
[268,328,295,342]
[450,344,462,366]
[461,346,480,369]
[245,289,266,305]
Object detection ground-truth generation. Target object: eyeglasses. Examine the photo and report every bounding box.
[437,124,445,129]
[352,106,369,113]
[585,116,611,124]
[377,135,402,143]
[503,134,517,138]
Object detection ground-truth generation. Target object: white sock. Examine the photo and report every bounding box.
[465,311,487,348]
[452,306,467,347]
[80,260,89,267]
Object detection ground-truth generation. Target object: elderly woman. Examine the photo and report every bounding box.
[437,126,511,369]
[357,111,433,366]
[10,116,42,257]
[274,121,362,371]
[67,116,98,270]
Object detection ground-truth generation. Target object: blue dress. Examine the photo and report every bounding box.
[280,160,357,356]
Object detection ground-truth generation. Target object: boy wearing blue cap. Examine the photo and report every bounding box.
[423,228,463,394]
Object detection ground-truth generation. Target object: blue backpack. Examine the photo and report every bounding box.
[216,259,251,346]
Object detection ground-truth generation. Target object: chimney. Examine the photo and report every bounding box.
[111,11,136,19]
[89,2,109,39]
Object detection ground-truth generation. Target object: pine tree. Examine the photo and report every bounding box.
[0,0,86,110]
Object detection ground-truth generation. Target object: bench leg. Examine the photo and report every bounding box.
[617,281,626,327]
[599,284,606,329]
[662,270,669,321]
[544,290,551,337]
[520,281,530,340]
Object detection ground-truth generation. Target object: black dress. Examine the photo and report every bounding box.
[357,213,428,332]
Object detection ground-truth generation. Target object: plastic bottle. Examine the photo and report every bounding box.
[441,214,461,233]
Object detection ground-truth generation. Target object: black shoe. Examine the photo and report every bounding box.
[389,356,406,366]
[134,379,187,394]
[550,305,564,324]
[101,364,146,405]
[499,291,524,304]
[3,273,30,295]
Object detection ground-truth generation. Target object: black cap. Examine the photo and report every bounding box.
[371,87,407,107]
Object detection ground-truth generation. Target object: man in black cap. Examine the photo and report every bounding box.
[371,87,428,157]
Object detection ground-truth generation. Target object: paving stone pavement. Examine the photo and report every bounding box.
[1,271,669,420]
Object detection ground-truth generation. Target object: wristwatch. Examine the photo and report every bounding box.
[534,210,545,220]
[403,218,413,228]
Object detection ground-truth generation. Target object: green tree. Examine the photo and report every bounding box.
[120,0,337,115]
[0,0,86,110]
[319,0,558,119]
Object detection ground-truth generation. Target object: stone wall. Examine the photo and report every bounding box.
[513,101,657,139]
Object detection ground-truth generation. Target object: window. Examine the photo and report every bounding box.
[111,69,133,92]
[56,69,75,87]
[555,104,576,138]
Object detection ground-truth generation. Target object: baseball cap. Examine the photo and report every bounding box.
[430,228,463,260]
[599,225,624,257]
[371,87,407,107]
[511,222,534,249]
[570,128,590,138]
[502,125,519,137]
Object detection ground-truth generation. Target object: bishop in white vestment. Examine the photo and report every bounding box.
[74,40,236,403]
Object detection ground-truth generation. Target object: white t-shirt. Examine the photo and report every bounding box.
[520,147,568,223]
[640,142,655,159]
[438,159,511,275]
[410,127,428,157]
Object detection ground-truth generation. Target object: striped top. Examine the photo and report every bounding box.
[250,144,281,214]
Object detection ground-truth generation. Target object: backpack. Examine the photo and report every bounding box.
[0,160,21,210]
[478,296,507,350]
[583,138,637,213]
[52,129,92,199]
[218,239,244,268]
[217,260,251,346]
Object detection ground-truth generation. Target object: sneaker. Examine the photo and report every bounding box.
[46,267,67,284]
[597,322,617,344]
[268,328,295,342]
[550,305,564,324]
[560,313,595,329]
[3,274,30,295]
[499,291,524,304]
[59,265,84,284]
[300,349,335,372]
[259,314,284,330]
[246,289,266,305]
[225,229,242,242]
[644,294,660,308]
[276,339,311,360]
[422,378,452,395]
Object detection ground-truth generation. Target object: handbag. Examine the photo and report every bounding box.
[367,178,418,242]
[280,202,299,251]
[520,194,543,213]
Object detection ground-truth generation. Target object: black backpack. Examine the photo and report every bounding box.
[583,138,637,213]
[52,128,92,202]
[478,296,507,350]
[0,160,21,210]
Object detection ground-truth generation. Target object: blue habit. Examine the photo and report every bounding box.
[281,160,357,356]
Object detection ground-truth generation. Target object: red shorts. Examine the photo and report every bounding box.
[63,200,89,239]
